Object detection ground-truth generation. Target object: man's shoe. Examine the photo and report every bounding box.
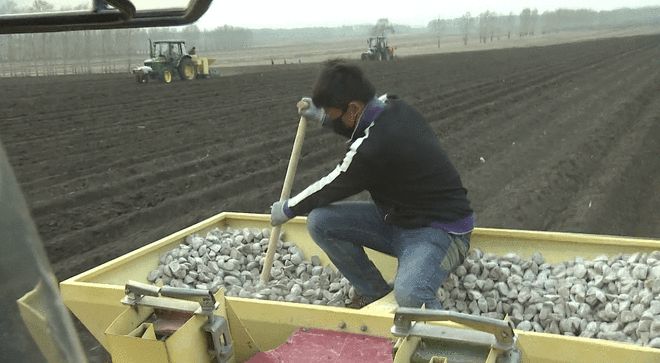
[347,294,377,309]
[347,289,392,309]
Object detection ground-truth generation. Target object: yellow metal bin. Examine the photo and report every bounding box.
[57,212,660,363]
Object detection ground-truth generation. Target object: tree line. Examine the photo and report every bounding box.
[0,25,254,76]
[428,6,660,46]
[0,25,254,63]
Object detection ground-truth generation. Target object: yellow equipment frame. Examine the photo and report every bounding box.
[49,212,659,362]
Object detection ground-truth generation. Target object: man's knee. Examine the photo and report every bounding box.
[306,208,328,238]
[394,285,424,308]
[394,275,433,308]
[394,272,444,309]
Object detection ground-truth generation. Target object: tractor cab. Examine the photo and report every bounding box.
[151,40,187,62]
[368,36,388,49]
[362,35,394,61]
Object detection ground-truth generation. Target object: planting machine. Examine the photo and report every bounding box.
[132,40,215,84]
[14,209,660,363]
[361,36,395,61]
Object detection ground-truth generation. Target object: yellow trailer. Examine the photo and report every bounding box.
[19,212,655,362]
[191,54,216,78]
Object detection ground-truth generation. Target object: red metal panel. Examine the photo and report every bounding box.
[246,328,393,362]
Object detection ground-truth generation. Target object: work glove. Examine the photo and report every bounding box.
[270,200,295,226]
[297,97,325,124]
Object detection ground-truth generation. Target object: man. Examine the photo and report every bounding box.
[270,59,474,309]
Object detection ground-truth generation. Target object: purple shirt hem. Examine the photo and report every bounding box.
[429,213,475,234]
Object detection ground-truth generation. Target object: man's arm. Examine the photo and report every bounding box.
[286,143,373,217]
[269,98,373,226]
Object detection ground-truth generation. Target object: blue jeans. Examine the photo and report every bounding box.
[307,201,470,309]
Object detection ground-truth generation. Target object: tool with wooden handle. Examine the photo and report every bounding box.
[260,101,309,284]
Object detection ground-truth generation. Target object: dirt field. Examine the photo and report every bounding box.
[1,34,659,282]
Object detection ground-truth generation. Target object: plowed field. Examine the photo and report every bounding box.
[1,34,659,281]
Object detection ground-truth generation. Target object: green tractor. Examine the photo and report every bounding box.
[133,40,204,83]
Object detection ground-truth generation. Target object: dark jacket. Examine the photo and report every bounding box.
[287,96,473,229]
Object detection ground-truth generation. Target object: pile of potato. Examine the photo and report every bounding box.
[439,248,660,347]
[148,227,354,306]
[147,226,660,348]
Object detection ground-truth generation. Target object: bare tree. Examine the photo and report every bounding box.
[437,20,445,48]
[100,30,107,73]
[84,30,92,73]
[461,12,472,46]
[519,8,531,37]
[479,11,497,43]
[490,12,500,41]
[372,18,395,37]
[0,1,19,76]
[506,12,515,39]
[25,0,54,75]
[530,9,539,36]
[126,29,133,72]
[428,17,445,48]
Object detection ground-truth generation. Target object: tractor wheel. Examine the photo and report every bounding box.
[178,58,196,81]
[162,70,173,84]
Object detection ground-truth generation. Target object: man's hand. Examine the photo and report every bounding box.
[297,97,325,123]
[270,200,294,226]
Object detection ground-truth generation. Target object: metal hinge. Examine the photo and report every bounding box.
[391,307,521,363]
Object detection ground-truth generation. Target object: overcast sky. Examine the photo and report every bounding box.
[10,0,660,29]
[194,0,660,29]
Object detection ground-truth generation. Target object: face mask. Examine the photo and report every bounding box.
[332,117,355,138]
[323,110,354,138]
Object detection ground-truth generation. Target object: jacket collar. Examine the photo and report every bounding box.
[349,97,386,142]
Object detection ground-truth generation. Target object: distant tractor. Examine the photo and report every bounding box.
[132,40,215,83]
[361,36,395,61]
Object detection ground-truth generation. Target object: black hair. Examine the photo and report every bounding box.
[312,59,375,110]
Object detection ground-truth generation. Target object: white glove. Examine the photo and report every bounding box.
[297,97,325,123]
[270,200,294,226]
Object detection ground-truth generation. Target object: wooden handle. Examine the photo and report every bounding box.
[260,116,307,284]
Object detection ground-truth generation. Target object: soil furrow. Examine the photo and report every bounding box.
[1,34,658,281]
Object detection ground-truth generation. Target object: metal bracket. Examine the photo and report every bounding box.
[121,280,232,363]
[159,285,218,316]
[391,308,519,354]
[205,315,233,363]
